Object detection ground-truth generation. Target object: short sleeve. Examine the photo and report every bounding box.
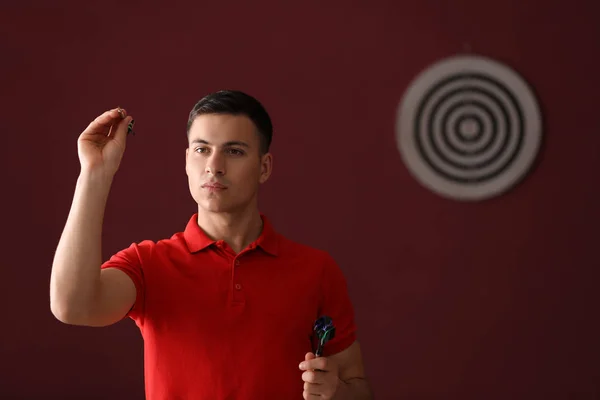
[318,253,357,357]
[100,241,149,323]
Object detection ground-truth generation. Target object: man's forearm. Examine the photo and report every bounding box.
[50,170,113,323]
[334,377,373,399]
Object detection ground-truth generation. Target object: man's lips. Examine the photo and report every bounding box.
[201,182,227,189]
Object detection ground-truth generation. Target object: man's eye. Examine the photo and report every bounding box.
[195,147,208,153]
[228,149,244,156]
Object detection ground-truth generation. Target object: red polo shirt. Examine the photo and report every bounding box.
[101,214,357,399]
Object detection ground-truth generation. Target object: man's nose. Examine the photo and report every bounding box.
[205,153,225,176]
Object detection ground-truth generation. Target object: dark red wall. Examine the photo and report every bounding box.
[1,1,599,398]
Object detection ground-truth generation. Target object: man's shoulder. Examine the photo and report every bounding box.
[147,231,190,251]
[120,230,189,256]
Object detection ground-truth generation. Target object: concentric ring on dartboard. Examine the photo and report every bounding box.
[419,78,523,180]
[396,55,542,201]
[444,107,490,153]
[433,88,501,167]
[453,114,484,143]
[440,93,497,156]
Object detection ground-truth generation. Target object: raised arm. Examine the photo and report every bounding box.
[50,108,137,327]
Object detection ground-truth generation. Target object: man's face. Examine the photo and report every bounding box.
[186,114,272,214]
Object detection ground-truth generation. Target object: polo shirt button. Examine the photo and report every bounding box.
[235,260,240,266]
[235,283,242,290]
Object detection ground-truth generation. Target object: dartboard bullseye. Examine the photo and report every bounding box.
[396,55,542,201]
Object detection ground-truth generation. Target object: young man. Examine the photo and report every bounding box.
[50,90,372,399]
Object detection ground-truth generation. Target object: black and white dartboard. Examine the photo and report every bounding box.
[396,55,542,201]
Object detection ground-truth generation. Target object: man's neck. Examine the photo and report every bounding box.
[196,207,264,254]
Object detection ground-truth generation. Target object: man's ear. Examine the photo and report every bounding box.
[259,152,273,184]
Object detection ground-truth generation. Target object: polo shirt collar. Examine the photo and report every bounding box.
[183,213,279,256]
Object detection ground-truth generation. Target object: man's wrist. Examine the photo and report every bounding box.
[79,167,114,187]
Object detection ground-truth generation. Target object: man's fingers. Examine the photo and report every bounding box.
[80,108,134,150]
[84,108,128,134]
[301,354,338,399]
[300,357,329,371]
[109,115,133,147]
[303,385,322,399]
[302,370,325,384]
[304,381,337,400]
[304,381,322,390]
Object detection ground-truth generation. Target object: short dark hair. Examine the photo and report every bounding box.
[186,90,273,154]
